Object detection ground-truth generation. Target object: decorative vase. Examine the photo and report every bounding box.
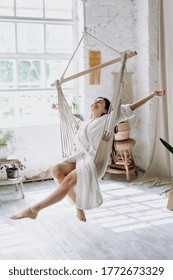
[114,121,131,141]
[6,167,19,179]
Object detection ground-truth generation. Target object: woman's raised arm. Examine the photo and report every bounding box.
[130,90,165,111]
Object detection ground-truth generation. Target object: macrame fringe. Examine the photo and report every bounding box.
[89,50,101,85]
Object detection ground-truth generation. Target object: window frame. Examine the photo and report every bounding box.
[0,0,80,127]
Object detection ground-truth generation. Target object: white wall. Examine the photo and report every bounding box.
[83,0,159,170]
[0,0,159,180]
[130,0,159,169]
[83,0,136,119]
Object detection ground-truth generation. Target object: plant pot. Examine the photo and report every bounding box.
[6,167,19,179]
[114,121,131,141]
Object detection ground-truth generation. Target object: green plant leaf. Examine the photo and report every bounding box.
[0,130,13,148]
[160,138,173,154]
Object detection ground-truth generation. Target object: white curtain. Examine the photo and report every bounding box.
[136,0,173,187]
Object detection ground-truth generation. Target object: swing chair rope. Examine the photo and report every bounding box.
[85,31,121,54]
[55,81,79,157]
[60,29,127,82]
[61,33,85,80]
[94,53,128,178]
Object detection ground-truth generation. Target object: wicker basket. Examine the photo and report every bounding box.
[114,121,131,141]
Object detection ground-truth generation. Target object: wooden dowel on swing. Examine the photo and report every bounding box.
[51,51,137,86]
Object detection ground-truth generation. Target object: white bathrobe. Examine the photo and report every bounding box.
[66,104,135,210]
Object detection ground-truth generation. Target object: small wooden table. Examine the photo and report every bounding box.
[0,159,25,198]
[0,177,25,198]
[105,138,138,182]
[0,158,20,166]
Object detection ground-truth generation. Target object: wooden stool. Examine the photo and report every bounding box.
[106,138,137,181]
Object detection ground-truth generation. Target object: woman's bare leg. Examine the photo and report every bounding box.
[52,162,86,222]
[10,169,77,220]
[67,188,86,222]
[10,162,86,221]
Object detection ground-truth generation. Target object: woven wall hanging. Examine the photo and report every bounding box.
[89,50,101,85]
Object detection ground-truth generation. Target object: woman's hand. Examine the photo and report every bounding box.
[152,90,166,97]
[51,103,59,110]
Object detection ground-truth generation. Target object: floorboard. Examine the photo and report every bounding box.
[0,175,173,260]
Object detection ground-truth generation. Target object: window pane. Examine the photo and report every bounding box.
[46,25,73,53]
[0,0,14,16]
[45,0,72,19]
[17,23,44,53]
[0,60,15,89]
[0,22,15,53]
[18,91,59,125]
[16,0,43,18]
[18,60,43,89]
[46,60,74,88]
[0,90,59,127]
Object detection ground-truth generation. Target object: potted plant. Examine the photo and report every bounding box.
[160,138,173,210]
[0,130,14,159]
[0,160,26,180]
[160,138,173,155]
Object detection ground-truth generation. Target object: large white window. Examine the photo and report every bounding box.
[0,0,79,127]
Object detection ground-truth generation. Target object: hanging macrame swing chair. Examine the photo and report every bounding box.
[52,34,137,179]
[51,52,136,178]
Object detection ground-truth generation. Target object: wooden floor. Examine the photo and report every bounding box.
[0,174,173,260]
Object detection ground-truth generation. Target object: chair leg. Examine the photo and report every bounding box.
[15,183,19,191]
[19,178,25,198]
[124,150,130,182]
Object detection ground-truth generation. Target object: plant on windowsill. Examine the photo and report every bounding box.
[0,130,14,160]
[0,160,26,180]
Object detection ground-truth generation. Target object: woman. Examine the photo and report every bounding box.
[10,90,165,222]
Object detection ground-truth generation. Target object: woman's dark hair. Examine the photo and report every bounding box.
[96,97,111,114]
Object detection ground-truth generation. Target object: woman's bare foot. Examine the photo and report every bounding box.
[76,208,86,222]
[10,207,38,220]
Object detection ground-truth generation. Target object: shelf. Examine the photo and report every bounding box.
[0,159,19,165]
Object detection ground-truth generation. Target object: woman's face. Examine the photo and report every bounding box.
[91,98,107,117]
